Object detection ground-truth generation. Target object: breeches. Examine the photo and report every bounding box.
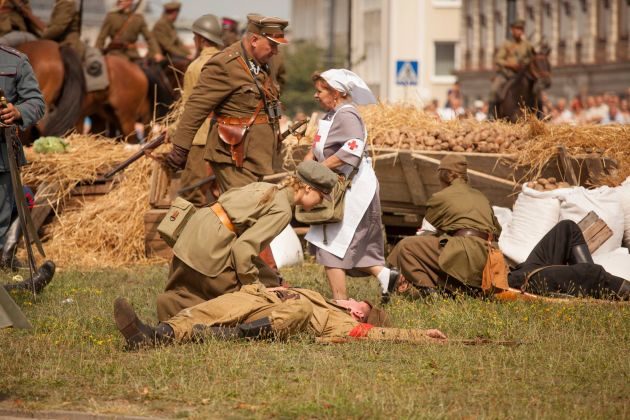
[180,145,210,207]
[209,161,261,194]
[489,74,508,101]
[508,220,625,297]
[0,172,15,248]
[166,284,313,342]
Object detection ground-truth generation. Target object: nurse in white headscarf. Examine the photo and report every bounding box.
[303,69,398,302]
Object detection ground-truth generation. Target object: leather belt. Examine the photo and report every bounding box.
[215,114,268,126]
[210,202,235,233]
[450,228,493,242]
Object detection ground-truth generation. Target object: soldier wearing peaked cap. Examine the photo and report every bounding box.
[154,162,336,321]
[164,13,289,194]
[152,1,192,60]
[387,155,502,294]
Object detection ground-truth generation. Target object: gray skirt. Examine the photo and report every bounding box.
[310,189,385,272]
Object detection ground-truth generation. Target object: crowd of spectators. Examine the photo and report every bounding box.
[426,82,630,125]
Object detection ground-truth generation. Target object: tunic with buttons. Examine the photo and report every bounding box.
[151,15,189,58]
[95,9,161,60]
[172,40,281,178]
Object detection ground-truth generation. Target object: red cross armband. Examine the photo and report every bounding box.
[341,138,364,157]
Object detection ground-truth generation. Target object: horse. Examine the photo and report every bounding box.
[16,40,84,139]
[496,46,552,123]
[17,40,157,142]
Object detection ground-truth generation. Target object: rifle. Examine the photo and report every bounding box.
[176,119,310,195]
[0,90,45,296]
[103,133,166,179]
[9,0,46,35]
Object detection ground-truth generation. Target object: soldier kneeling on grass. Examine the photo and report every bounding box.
[113,283,447,350]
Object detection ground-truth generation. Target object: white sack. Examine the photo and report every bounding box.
[270,225,304,268]
[498,184,562,264]
[593,247,630,281]
[492,206,512,233]
[556,186,624,255]
[617,177,630,248]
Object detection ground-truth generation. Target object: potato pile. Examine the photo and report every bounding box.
[526,177,572,191]
[372,122,526,153]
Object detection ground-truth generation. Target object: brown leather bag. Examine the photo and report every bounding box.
[217,124,247,167]
[481,243,510,293]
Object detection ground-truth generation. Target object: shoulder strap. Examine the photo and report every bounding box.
[110,12,136,46]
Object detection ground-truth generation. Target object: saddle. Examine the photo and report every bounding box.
[83,45,109,92]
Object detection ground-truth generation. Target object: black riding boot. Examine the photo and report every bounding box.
[0,219,24,271]
[114,297,174,350]
[618,281,630,300]
[570,244,594,265]
[193,317,275,341]
[4,260,55,294]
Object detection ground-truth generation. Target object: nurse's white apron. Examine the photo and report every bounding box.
[305,105,377,259]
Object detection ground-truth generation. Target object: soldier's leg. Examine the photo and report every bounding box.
[179,145,210,207]
[209,162,261,194]
[488,74,507,119]
[166,285,313,341]
[0,172,15,249]
[394,236,444,291]
[156,256,240,321]
[525,264,627,299]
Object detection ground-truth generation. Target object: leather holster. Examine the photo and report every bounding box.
[217,124,247,168]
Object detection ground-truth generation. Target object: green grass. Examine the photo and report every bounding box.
[1,263,628,419]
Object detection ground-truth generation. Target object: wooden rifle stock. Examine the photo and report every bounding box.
[103,134,166,179]
[280,118,309,141]
[9,0,46,34]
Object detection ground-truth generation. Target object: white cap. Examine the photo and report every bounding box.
[320,69,377,105]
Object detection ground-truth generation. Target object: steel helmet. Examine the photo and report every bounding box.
[192,14,224,47]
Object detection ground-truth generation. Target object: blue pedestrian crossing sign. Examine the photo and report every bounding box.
[396,60,419,86]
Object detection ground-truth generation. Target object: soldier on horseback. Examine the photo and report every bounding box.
[0,0,43,46]
[152,2,192,62]
[488,19,534,120]
[41,0,83,58]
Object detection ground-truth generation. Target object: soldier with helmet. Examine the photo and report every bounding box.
[171,14,223,207]
[488,19,534,119]
[164,13,289,193]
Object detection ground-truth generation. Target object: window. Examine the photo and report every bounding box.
[435,42,456,76]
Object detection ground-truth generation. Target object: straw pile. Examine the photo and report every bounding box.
[22,134,168,268]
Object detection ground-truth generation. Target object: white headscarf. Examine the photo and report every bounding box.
[320,69,377,105]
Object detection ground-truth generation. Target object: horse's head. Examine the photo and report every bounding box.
[529,44,551,88]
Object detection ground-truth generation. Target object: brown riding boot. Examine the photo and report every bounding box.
[114,297,174,350]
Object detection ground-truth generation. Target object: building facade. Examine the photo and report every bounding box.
[291,0,462,105]
[457,0,630,105]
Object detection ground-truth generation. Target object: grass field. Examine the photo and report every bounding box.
[1,263,629,419]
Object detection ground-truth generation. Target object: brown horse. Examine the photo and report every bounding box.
[17,40,84,138]
[18,40,150,141]
[496,46,552,123]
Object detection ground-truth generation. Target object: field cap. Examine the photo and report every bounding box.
[510,19,525,29]
[364,301,391,327]
[247,13,289,44]
[222,17,239,31]
[439,154,468,175]
[163,2,181,12]
[296,160,337,200]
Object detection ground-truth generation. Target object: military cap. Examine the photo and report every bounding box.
[438,154,467,175]
[296,160,337,200]
[246,13,289,44]
[222,17,239,31]
[364,301,391,327]
[510,19,526,29]
[163,1,180,12]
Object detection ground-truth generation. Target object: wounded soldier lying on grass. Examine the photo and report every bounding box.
[113,284,446,350]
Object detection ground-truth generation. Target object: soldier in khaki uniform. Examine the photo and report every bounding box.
[164,13,288,194]
[151,1,191,61]
[114,283,448,349]
[488,19,534,119]
[155,161,337,321]
[0,0,30,36]
[170,14,223,207]
[41,0,83,58]
[387,155,502,294]
[95,0,163,63]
